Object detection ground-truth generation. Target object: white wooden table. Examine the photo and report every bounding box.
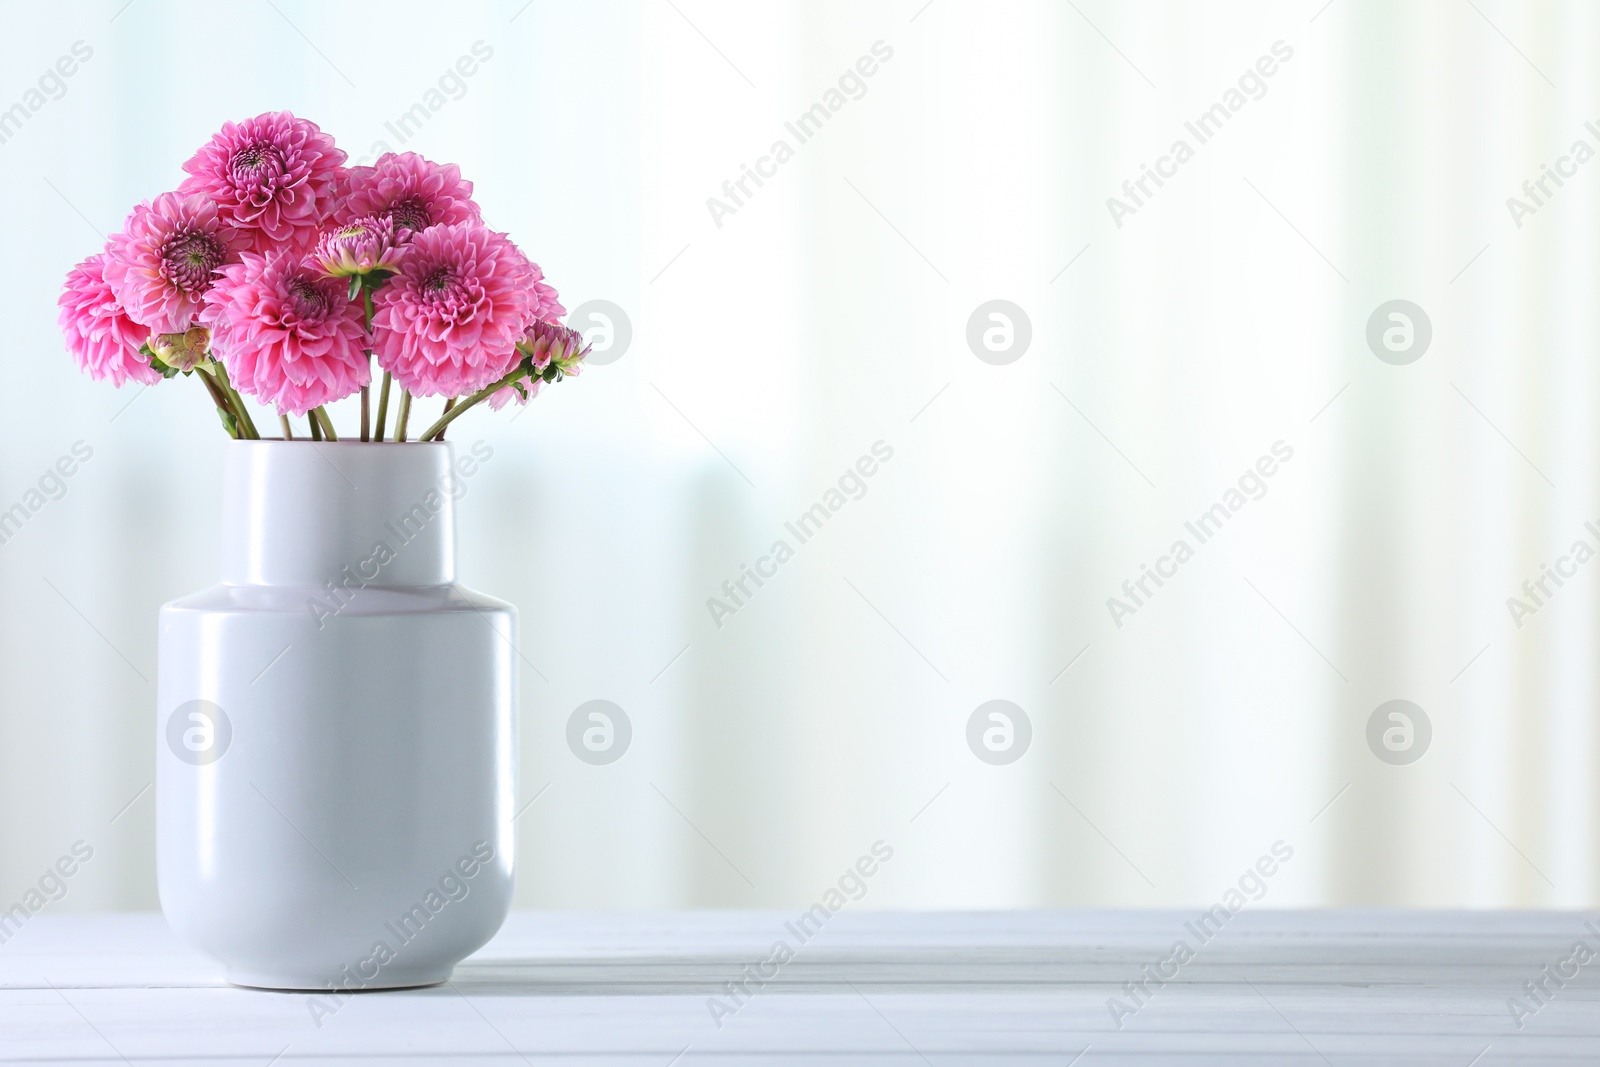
[2,911,1596,1064]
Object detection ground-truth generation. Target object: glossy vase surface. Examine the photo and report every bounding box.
[157,440,516,991]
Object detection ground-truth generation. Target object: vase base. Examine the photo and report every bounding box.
[225,969,453,993]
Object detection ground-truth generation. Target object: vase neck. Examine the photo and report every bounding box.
[219,441,458,588]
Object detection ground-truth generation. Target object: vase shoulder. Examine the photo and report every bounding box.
[161,582,514,618]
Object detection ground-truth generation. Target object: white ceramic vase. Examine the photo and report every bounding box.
[157,440,516,991]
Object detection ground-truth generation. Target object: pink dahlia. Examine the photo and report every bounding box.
[370,222,536,397]
[202,250,369,416]
[313,214,406,277]
[104,191,238,335]
[58,253,160,387]
[341,152,480,235]
[179,111,346,254]
[523,319,590,375]
[488,322,590,410]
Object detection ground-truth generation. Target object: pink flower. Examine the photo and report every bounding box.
[58,253,160,387]
[488,322,590,410]
[312,214,406,277]
[521,319,590,375]
[202,250,369,416]
[103,191,238,335]
[341,152,480,235]
[370,222,535,397]
[179,111,346,254]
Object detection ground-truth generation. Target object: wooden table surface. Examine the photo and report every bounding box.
[1,911,1596,1064]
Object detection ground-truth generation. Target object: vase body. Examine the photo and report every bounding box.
[157,440,515,991]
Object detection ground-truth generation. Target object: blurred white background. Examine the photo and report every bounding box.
[2,0,1596,912]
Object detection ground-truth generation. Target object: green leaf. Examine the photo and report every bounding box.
[348,275,363,301]
[215,405,240,439]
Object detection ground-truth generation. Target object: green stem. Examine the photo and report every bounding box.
[374,372,392,441]
[280,414,294,440]
[417,367,524,442]
[436,398,456,441]
[395,390,412,442]
[313,406,338,441]
[308,409,323,441]
[198,372,240,439]
[360,287,376,441]
[236,392,260,439]
[212,364,260,440]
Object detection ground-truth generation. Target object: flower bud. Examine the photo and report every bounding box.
[517,320,591,377]
[150,325,212,371]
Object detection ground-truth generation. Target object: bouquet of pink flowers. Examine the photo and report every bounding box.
[58,111,588,442]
